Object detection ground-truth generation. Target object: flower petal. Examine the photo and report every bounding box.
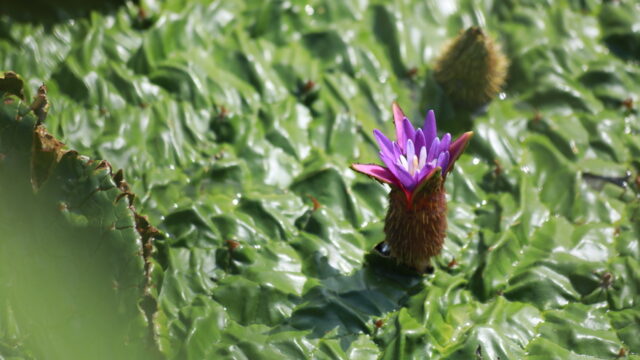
[392,141,403,160]
[414,129,426,152]
[413,166,443,198]
[398,154,409,170]
[446,131,474,175]
[439,133,451,154]
[416,163,430,182]
[402,118,416,147]
[373,129,394,159]
[437,151,450,170]
[380,152,414,189]
[351,163,398,185]
[418,146,427,170]
[392,102,408,152]
[406,139,415,175]
[379,152,404,179]
[395,165,416,189]
[427,137,440,164]
[379,152,399,173]
[423,109,437,145]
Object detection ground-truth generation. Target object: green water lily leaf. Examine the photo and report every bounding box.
[2,1,640,359]
[0,87,158,359]
[528,304,624,358]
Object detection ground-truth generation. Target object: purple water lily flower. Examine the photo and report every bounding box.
[351,102,473,273]
[351,103,473,273]
[352,103,472,203]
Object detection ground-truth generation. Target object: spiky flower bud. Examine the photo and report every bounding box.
[434,26,508,109]
[352,103,472,273]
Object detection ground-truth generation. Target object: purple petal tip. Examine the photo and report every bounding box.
[445,131,474,174]
[351,163,398,186]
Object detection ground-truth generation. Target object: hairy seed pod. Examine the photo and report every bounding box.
[383,179,447,273]
[434,26,508,109]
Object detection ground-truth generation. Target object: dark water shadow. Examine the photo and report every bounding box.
[603,35,640,63]
[280,252,426,350]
